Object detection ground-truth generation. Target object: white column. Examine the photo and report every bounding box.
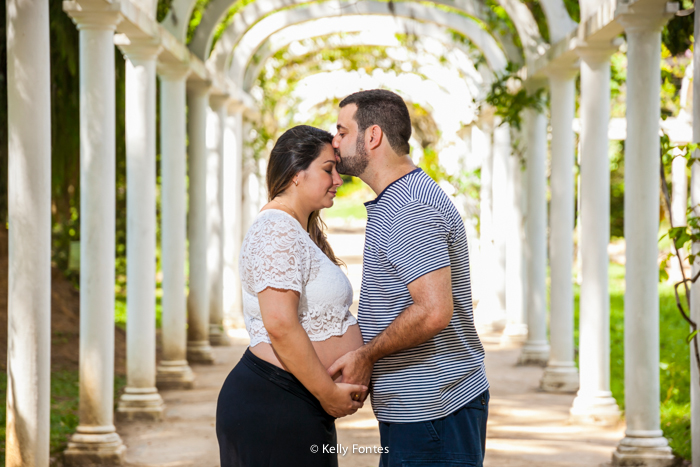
[613,7,675,466]
[691,10,700,466]
[6,0,51,463]
[223,107,245,329]
[156,63,195,389]
[669,153,688,281]
[116,39,165,422]
[541,67,579,393]
[186,81,215,364]
[62,6,126,464]
[502,129,528,343]
[241,119,259,234]
[519,84,551,365]
[491,119,509,331]
[474,113,496,330]
[207,95,230,346]
[570,44,621,422]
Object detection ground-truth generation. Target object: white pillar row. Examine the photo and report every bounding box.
[541,66,579,393]
[491,118,509,332]
[62,7,126,464]
[241,120,258,234]
[474,111,496,330]
[502,128,528,344]
[669,153,688,281]
[207,95,230,346]
[223,107,245,329]
[5,0,51,463]
[570,44,621,423]
[116,39,165,422]
[519,83,551,366]
[186,81,215,364]
[691,10,700,466]
[155,63,195,390]
[613,8,675,466]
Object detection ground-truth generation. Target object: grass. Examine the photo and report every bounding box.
[573,262,692,460]
[0,370,127,465]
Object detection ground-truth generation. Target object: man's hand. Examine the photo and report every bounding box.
[327,348,374,401]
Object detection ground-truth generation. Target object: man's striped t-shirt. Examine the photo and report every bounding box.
[359,168,488,423]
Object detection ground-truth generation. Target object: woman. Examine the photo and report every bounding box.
[216,125,366,467]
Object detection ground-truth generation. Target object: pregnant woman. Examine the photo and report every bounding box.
[216,125,367,467]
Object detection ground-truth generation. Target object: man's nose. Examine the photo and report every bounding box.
[332,134,340,148]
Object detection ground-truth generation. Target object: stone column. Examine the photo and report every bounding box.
[691,9,700,466]
[669,152,688,281]
[613,6,675,466]
[241,119,259,234]
[6,0,51,463]
[502,128,528,343]
[156,63,195,389]
[475,113,496,330]
[491,119,509,332]
[223,107,245,329]
[541,67,579,392]
[207,95,230,346]
[519,83,551,365]
[187,81,215,364]
[116,38,165,422]
[570,43,622,421]
[62,5,126,464]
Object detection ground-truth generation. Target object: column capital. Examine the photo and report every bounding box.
[575,38,623,65]
[63,1,121,30]
[546,63,580,81]
[615,1,678,32]
[209,94,229,110]
[158,61,191,81]
[115,34,162,62]
[187,79,212,97]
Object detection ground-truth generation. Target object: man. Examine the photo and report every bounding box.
[327,89,489,466]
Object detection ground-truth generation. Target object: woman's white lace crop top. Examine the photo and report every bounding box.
[239,209,357,347]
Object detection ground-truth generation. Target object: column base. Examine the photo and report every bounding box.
[156,360,195,390]
[570,392,621,426]
[209,324,231,346]
[64,425,126,466]
[187,340,215,364]
[540,363,579,393]
[500,323,528,344]
[612,431,675,467]
[116,387,165,422]
[518,341,550,366]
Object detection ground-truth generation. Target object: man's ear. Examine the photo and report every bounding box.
[367,125,383,150]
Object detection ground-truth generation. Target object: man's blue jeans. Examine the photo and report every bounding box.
[378,389,489,467]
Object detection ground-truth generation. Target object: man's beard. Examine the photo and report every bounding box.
[336,133,370,177]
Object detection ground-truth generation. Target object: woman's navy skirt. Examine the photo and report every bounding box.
[216,348,338,467]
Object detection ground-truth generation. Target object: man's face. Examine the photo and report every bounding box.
[333,104,369,177]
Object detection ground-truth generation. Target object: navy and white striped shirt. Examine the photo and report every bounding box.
[359,168,488,423]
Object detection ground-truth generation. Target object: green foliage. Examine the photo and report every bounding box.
[483,63,546,132]
[663,2,694,57]
[157,0,173,21]
[609,140,625,238]
[521,0,549,43]
[186,0,213,44]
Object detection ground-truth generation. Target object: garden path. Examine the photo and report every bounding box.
[117,231,625,467]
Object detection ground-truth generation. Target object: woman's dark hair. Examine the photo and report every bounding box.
[267,125,342,266]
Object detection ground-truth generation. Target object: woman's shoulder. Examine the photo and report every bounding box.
[242,209,309,253]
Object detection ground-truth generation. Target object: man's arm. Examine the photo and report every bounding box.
[327,266,453,391]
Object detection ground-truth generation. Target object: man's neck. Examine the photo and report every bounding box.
[362,158,418,197]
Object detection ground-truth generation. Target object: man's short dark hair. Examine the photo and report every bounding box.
[339,89,412,156]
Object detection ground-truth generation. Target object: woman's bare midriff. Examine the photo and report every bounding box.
[249,323,363,372]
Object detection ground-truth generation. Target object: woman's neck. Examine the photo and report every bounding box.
[271,194,311,231]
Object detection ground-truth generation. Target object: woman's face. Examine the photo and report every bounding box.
[297,143,343,210]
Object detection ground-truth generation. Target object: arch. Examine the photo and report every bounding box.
[213,1,510,84]
[241,16,492,92]
[537,0,577,42]
[161,0,198,41]
[189,0,545,65]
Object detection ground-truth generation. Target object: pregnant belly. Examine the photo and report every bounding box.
[250,323,363,371]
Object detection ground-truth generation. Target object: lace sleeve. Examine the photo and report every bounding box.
[240,213,310,294]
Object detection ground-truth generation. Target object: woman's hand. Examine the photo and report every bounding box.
[319,382,368,418]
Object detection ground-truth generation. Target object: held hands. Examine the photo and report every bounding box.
[320,382,367,418]
[327,349,374,402]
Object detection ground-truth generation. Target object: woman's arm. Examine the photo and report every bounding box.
[257,286,367,418]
